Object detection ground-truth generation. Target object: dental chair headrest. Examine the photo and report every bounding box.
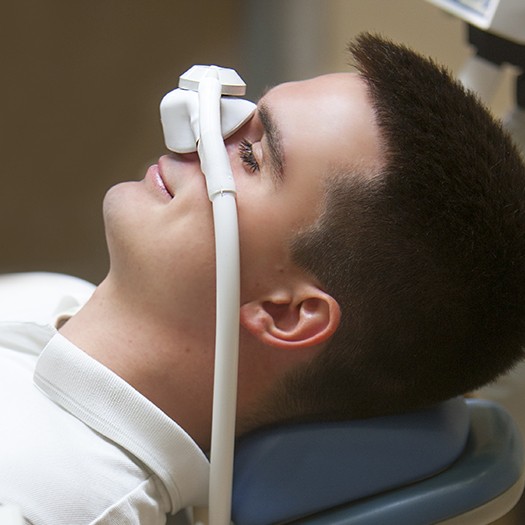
[232,397,469,525]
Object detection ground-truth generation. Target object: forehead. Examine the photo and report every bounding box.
[260,72,369,109]
[258,72,382,175]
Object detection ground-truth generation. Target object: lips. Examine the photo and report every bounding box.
[157,170,174,198]
[153,162,175,199]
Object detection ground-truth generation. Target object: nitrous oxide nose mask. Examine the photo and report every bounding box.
[160,65,256,155]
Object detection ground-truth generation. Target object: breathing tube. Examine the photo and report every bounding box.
[160,66,256,525]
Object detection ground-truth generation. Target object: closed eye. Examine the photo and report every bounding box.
[239,139,260,173]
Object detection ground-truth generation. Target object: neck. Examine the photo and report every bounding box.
[59,275,215,450]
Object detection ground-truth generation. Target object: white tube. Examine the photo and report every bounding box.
[198,67,241,525]
[208,194,240,525]
[198,69,237,199]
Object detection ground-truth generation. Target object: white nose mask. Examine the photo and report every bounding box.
[160,65,257,154]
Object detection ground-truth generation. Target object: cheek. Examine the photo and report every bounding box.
[103,181,215,277]
[237,201,293,299]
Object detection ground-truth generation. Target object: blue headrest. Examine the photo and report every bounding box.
[232,397,469,525]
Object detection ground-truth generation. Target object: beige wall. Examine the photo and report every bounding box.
[328,0,468,70]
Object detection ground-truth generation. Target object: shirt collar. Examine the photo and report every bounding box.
[34,331,210,512]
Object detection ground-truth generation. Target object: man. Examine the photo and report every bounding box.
[1,33,525,523]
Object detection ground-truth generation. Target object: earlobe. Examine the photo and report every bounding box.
[240,288,341,350]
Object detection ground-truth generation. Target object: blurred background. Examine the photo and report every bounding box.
[1,0,516,284]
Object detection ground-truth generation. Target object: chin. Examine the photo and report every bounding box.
[102,182,132,224]
[102,184,147,279]
[103,182,150,242]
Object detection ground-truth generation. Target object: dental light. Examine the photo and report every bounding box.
[160,66,256,525]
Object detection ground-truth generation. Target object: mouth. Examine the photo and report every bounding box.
[157,170,174,198]
[150,163,174,199]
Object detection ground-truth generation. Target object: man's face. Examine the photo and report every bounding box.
[103,73,380,325]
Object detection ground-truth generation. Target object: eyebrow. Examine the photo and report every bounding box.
[258,101,285,184]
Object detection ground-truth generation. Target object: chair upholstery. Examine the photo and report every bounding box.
[232,397,471,525]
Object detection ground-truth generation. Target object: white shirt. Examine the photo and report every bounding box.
[0,273,209,524]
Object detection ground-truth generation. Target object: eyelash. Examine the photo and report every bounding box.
[239,139,260,173]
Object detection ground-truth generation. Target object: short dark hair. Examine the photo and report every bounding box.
[277,33,525,422]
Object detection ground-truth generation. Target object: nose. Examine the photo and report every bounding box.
[160,152,203,185]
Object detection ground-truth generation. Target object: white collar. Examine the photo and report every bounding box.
[34,331,210,512]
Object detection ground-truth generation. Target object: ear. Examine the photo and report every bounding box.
[240,286,341,350]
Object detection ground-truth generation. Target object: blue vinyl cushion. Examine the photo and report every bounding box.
[292,399,524,524]
[232,397,469,525]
